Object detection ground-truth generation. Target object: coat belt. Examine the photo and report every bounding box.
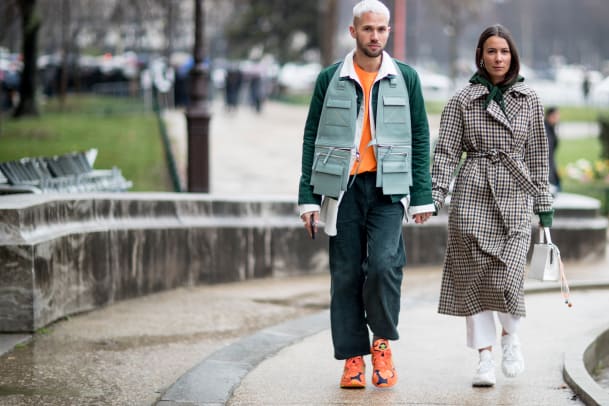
[468,150,539,196]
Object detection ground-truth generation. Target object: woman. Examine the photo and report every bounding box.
[431,24,554,387]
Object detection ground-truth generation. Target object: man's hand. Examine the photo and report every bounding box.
[301,211,320,239]
[413,212,433,224]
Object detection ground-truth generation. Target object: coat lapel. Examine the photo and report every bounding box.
[468,84,513,133]
[505,88,525,126]
[487,100,513,133]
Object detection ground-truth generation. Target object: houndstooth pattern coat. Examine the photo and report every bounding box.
[431,82,553,317]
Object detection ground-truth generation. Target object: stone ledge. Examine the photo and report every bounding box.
[0,193,605,332]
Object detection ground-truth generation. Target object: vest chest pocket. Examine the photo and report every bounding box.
[310,147,351,198]
[376,146,412,195]
[382,96,408,124]
[323,98,352,128]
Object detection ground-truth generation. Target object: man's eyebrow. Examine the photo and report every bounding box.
[361,24,388,28]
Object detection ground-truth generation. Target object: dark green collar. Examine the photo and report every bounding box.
[469,73,524,113]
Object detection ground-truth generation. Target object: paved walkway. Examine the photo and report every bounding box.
[229,278,609,406]
[0,100,606,405]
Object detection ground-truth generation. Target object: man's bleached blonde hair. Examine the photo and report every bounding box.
[352,0,391,23]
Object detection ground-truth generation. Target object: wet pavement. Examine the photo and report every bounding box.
[0,274,332,405]
[4,263,608,405]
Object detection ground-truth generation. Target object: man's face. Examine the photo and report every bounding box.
[350,11,390,58]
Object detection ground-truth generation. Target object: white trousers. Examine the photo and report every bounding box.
[466,311,521,349]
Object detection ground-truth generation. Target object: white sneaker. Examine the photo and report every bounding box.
[501,334,525,377]
[472,349,496,387]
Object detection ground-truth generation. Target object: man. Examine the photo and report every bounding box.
[297,0,434,389]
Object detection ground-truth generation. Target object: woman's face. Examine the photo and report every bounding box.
[481,35,511,84]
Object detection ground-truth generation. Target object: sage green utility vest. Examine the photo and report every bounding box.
[310,61,413,198]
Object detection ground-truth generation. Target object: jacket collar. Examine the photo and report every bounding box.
[468,82,533,134]
[339,49,396,83]
[467,81,533,103]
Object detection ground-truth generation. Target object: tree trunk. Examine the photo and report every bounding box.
[319,0,338,67]
[14,0,41,117]
[59,0,70,107]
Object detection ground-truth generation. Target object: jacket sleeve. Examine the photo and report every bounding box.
[431,94,464,208]
[297,69,331,206]
[402,66,433,207]
[525,91,553,213]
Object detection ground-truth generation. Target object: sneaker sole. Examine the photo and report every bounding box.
[373,382,397,388]
[340,382,366,389]
[472,381,495,387]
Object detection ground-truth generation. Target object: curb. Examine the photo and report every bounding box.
[156,310,329,405]
[563,324,609,406]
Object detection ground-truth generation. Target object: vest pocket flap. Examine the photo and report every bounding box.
[382,159,409,173]
[326,98,351,109]
[313,160,344,176]
[310,152,350,198]
[377,151,412,195]
[383,96,407,106]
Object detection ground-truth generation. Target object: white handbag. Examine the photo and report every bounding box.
[528,227,572,307]
[529,227,560,281]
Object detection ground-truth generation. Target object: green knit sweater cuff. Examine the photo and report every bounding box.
[538,210,555,227]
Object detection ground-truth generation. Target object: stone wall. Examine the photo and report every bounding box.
[0,192,605,332]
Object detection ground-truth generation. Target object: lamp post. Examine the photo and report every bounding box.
[186,0,211,193]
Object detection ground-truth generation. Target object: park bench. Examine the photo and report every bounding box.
[0,149,132,194]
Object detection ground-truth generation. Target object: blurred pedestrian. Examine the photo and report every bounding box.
[224,64,242,112]
[249,72,263,113]
[544,106,561,194]
[582,72,591,104]
[298,0,434,389]
[431,24,554,388]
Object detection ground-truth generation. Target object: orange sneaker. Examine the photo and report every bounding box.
[371,338,397,387]
[340,356,366,388]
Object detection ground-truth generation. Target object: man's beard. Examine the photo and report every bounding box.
[357,38,383,58]
[362,47,383,58]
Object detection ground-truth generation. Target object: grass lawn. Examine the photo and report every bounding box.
[554,105,609,122]
[0,95,170,191]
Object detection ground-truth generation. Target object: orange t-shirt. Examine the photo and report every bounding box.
[351,63,378,175]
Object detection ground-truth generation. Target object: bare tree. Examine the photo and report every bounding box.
[319,0,338,67]
[0,1,20,48]
[225,0,320,64]
[429,0,484,87]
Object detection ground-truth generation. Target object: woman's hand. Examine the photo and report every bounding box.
[413,212,433,224]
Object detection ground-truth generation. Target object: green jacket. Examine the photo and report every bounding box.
[298,56,433,208]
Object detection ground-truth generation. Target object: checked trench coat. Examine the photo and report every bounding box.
[431,82,553,317]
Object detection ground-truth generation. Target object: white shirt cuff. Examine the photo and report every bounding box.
[299,204,321,217]
[408,203,436,216]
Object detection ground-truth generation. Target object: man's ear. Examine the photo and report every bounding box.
[349,24,356,39]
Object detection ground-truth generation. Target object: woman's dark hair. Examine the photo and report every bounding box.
[475,24,520,85]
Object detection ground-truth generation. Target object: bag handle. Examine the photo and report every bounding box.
[538,226,553,244]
